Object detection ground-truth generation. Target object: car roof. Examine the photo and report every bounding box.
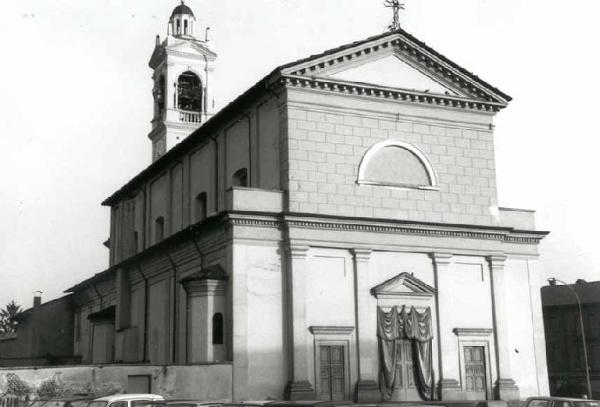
[226,403,353,407]
[33,397,96,402]
[527,398,600,402]
[93,395,164,402]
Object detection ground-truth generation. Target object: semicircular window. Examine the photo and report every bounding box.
[358,141,438,189]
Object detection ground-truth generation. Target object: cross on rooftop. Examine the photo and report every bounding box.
[384,0,405,31]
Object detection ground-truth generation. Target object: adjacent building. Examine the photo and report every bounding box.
[542,280,600,399]
[0,294,77,367]
[1,2,551,403]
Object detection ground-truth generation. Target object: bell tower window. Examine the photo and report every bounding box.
[184,20,188,35]
[177,71,203,112]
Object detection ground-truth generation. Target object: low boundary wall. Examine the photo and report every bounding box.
[0,364,232,401]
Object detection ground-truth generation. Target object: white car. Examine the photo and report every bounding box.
[88,394,165,407]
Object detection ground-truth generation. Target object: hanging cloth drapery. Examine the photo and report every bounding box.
[377,305,435,401]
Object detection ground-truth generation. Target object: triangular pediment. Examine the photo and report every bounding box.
[326,54,459,96]
[167,39,217,58]
[280,29,510,105]
[150,38,217,69]
[371,272,436,299]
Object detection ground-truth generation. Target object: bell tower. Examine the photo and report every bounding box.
[148,1,217,162]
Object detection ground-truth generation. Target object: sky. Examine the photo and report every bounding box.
[0,0,599,310]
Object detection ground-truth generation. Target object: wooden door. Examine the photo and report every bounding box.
[392,339,421,400]
[319,345,346,401]
[464,346,487,400]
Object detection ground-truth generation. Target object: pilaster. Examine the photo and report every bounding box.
[432,252,462,400]
[353,249,380,402]
[284,244,316,400]
[489,255,520,401]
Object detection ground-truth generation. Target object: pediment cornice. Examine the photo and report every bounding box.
[279,74,505,113]
[371,272,436,299]
[279,30,510,110]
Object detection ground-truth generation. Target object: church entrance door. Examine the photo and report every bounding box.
[318,345,346,401]
[392,339,420,401]
[464,346,487,400]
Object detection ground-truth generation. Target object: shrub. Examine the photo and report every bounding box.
[4,374,30,397]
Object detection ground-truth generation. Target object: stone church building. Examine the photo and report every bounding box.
[34,2,551,403]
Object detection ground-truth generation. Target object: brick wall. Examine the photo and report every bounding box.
[285,93,499,226]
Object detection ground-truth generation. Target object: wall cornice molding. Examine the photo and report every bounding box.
[309,326,355,335]
[453,328,494,337]
[226,212,547,245]
[281,75,502,113]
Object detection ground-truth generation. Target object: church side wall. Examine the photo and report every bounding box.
[72,278,117,364]
[109,93,282,266]
[284,88,499,226]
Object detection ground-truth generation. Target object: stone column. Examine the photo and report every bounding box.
[353,249,380,402]
[489,255,520,401]
[432,253,462,400]
[285,245,316,400]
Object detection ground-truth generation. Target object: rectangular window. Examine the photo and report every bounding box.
[155,217,164,243]
[195,192,208,223]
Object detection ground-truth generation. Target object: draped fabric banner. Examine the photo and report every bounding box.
[377,305,435,401]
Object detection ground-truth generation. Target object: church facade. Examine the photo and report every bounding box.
[52,3,550,403]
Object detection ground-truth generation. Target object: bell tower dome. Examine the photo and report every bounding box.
[169,2,196,38]
[147,1,217,162]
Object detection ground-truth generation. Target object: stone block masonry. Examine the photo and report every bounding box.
[285,103,499,226]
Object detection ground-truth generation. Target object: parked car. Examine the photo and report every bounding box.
[166,400,225,407]
[88,394,164,407]
[136,400,224,407]
[524,397,600,407]
[224,402,355,407]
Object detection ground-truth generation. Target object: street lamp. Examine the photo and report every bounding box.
[547,278,592,399]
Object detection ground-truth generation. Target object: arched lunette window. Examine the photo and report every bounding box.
[212,313,224,345]
[357,141,438,190]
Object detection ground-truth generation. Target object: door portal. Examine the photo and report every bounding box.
[392,339,420,401]
[464,346,487,400]
[319,345,346,401]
